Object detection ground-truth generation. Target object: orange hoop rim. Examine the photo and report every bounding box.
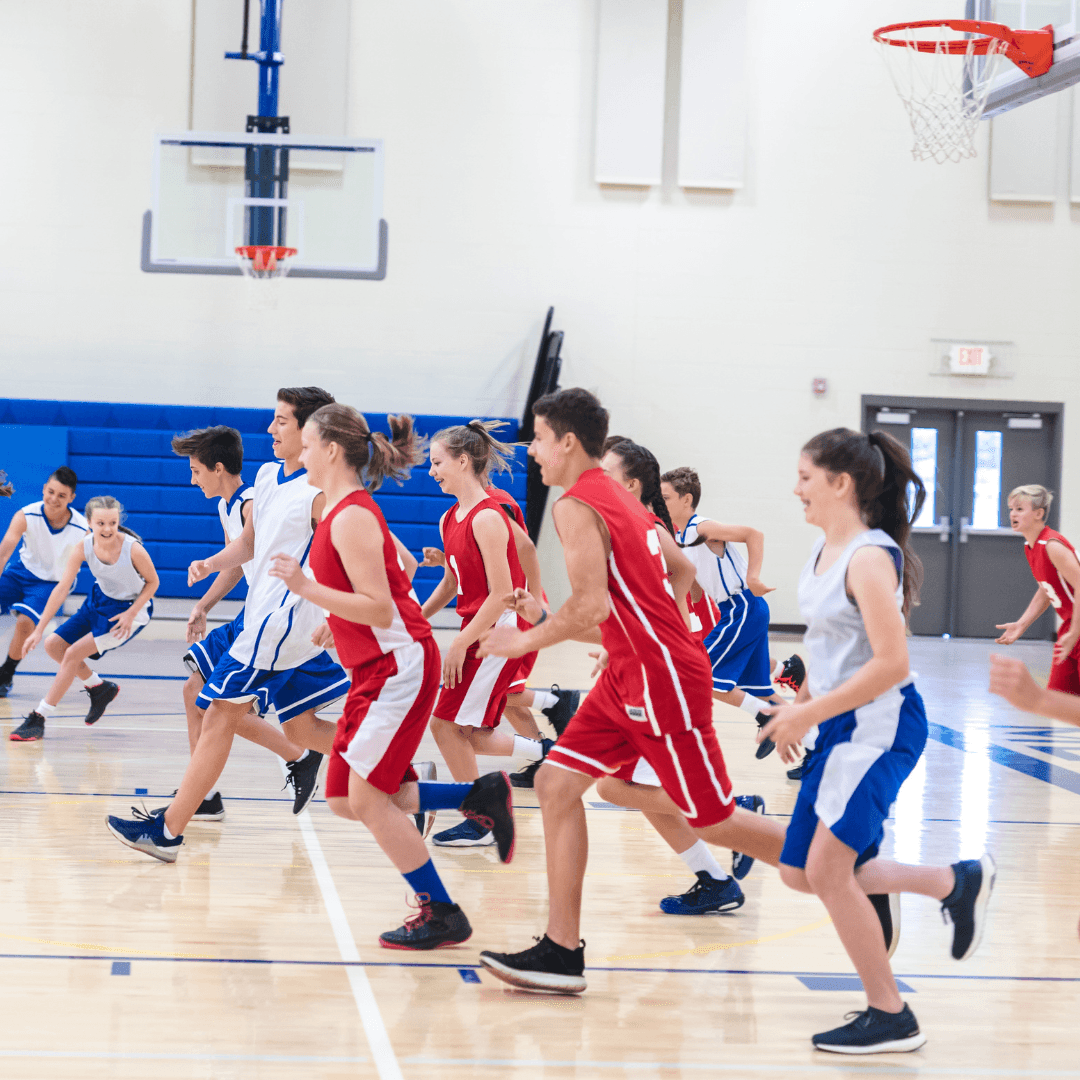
[872,19,1054,78]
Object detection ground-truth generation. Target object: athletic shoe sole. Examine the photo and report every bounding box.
[8,732,43,742]
[956,853,996,961]
[105,818,180,864]
[378,931,473,951]
[869,893,901,959]
[478,954,586,994]
[432,832,495,848]
[813,1031,927,1054]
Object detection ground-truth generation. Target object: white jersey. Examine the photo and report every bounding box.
[15,501,89,582]
[85,533,145,602]
[799,529,905,700]
[676,513,749,605]
[228,462,324,671]
[217,485,256,585]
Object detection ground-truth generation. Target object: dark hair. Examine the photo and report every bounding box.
[602,435,632,456]
[802,427,925,615]
[277,386,336,428]
[431,420,515,479]
[84,495,143,542]
[170,426,244,475]
[661,467,700,510]
[48,466,78,494]
[532,388,608,459]
[605,440,675,537]
[307,404,426,492]
[0,471,12,498]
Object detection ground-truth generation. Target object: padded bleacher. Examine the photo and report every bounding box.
[0,399,526,605]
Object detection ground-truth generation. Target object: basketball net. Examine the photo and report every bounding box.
[877,28,1008,164]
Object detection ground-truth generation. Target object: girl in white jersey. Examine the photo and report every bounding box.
[12,496,158,741]
[759,428,996,1054]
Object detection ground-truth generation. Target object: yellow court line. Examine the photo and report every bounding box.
[447,866,680,878]
[603,915,834,962]
[0,930,216,959]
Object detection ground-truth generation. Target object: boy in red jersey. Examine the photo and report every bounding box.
[996,484,1080,695]
[477,388,788,992]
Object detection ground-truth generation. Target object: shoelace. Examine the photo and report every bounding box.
[463,810,494,830]
[130,805,156,823]
[402,893,434,932]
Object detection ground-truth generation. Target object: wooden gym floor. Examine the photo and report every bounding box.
[0,620,1077,1079]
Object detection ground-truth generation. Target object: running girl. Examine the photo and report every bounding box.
[12,496,158,741]
[269,404,514,949]
[759,427,996,1053]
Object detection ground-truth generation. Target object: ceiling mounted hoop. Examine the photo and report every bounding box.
[872,19,1054,164]
[235,245,298,279]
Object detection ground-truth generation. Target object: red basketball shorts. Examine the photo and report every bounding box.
[508,649,538,695]
[545,671,734,828]
[1048,634,1080,696]
[434,638,520,730]
[326,636,440,799]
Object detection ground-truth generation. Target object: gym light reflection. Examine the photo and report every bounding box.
[891,754,927,863]
[958,724,991,859]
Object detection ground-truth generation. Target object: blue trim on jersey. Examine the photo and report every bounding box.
[716,548,746,597]
[24,508,78,536]
[703,591,773,697]
[276,464,307,485]
[222,485,249,516]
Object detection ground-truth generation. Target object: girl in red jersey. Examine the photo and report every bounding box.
[269,405,515,950]
[996,484,1080,695]
[423,421,551,848]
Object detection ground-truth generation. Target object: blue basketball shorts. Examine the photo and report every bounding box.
[196,648,350,724]
[703,591,773,698]
[184,611,244,682]
[54,585,153,659]
[779,681,928,870]
[0,563,56,623]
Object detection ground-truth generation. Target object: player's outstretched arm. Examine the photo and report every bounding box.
[996,587,1050,643]
[1046,540,1080,662]
[696,519,774,595]
[508,518,543,598]
[390,532,418,582]
[990,652,1080,726]
[0,510,27,576]
[21,544,84,656]
[188,506,256,586]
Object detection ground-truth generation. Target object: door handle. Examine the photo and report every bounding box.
[938,515,950,542]
[960,516,970,543]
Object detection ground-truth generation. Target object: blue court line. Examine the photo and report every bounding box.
[2,952,1078,984]
[10,670,188,681]
[928,721,1080,797]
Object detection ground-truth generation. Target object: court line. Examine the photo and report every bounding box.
[8,670,188,681]
[0,1050,367,1063]
[292,798,404,1080]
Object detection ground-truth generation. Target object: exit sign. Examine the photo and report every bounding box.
[948,344,992,375]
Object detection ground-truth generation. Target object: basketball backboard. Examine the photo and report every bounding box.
[141,131,386,279]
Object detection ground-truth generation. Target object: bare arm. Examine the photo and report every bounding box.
[996,586,1051,644]
[1047,540,1080,661]
[21,544,85,655]
[422,567,458,619]
[456,510,516,649]
[0,510,27,574]
[990,652,1080,725]
[391,532,418,582]
[509,519,543,596]
[655,525,693,629]
[695,519,774,596]
[189,504,256,585]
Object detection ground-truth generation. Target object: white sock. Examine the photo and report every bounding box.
[162,819,177,839]
[737,693,761,716]
[289,749,309,764]
[532,689,558,712]
[803,725,818,751]
[513,734,545,762]
[82,672,103,689]
[771,659,784,681]
[679,839,729,881]
[36,700,57,717]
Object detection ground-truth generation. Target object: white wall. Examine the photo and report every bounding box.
[2,0,1079,621]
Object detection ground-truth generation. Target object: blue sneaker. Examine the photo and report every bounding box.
[731,794,766,881]
[432,817,495,848]
[660,871,745,915]
[941,853,996,960]
[812,1003,925,1054]
[106,808,184,863]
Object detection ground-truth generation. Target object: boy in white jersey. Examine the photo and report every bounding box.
[0,467,88,697]
[108,388,351,861]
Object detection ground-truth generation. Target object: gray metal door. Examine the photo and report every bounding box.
[863,397,1061,640]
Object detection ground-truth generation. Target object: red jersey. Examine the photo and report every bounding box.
[689,590,722,642]
[442,496,526,623]
[309,489,432,669]
[487,486,526,531]
[1025,526,1078,630]
[560,469,713,736]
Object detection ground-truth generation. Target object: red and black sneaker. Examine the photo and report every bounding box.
[83,680,120,725]
[9,712,46,741]
[774,654,806,693]
[379,895,473,950]
[459,771,516,863]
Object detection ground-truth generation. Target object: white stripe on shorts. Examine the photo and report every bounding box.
[452,609,516,727]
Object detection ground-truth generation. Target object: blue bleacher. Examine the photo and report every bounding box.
[0,399,526,604]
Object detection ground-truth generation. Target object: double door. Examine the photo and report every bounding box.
[861,396,1062,639]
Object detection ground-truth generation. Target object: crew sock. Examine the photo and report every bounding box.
[679,839,730,881]
[417,781,474,812]
[403,859,452,905]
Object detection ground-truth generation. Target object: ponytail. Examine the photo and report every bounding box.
[84,495,143,542]
[802,427,925,616]
[307,404,426,492]
[431,419,516,478]
[0,471,12,498]
[604,440,675,537]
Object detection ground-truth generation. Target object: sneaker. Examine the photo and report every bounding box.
[0,675,12,698]
[379,896,473,950]
[775,653,806,692]
[105,808,184,863]
[869,893,901,958]
[413,761,437,837]
[731,794,765,881]
[660,872,745,915]
[83,680,120,725]
[787,746,816,781]
[9,712,45,742]
[151,790,226,821]
[459,770,515,862]
[510,737,553,789]
[541,686,581,737]
[754,711,775,760]
[812,1003,926,1054]
[479,934,586,993]
[432,818,495,848]
[284,751,323,815]
[941,854,996,960]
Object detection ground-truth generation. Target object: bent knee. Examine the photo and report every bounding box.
[779,863,813,893]
[326,796,359,821]
[594,777,629,803]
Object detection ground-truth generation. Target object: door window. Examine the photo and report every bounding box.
[909,427,938,528]
[972,430,1003,529]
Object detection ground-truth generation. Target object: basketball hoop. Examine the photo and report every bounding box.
[873,20,1054,164]
[235,245,298,279]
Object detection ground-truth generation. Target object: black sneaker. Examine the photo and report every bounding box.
[541,686,581,737]
[941,854,996,960]
[869,893,901,958]
[0,676,12,698]
[480,934,586,993]
[459,771,515,863]
[379,896,473,950]
[812,1003,926,1054]
[775,653,806,692]
[754,711,776,759]
[731,794,765,880]
[9,712,45,741]
[510,738,553,789]
[787,746,816,781]
[413,761,437,837]
[151,790,226,821]
[83,680,120,725]
[284,751,323,815]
